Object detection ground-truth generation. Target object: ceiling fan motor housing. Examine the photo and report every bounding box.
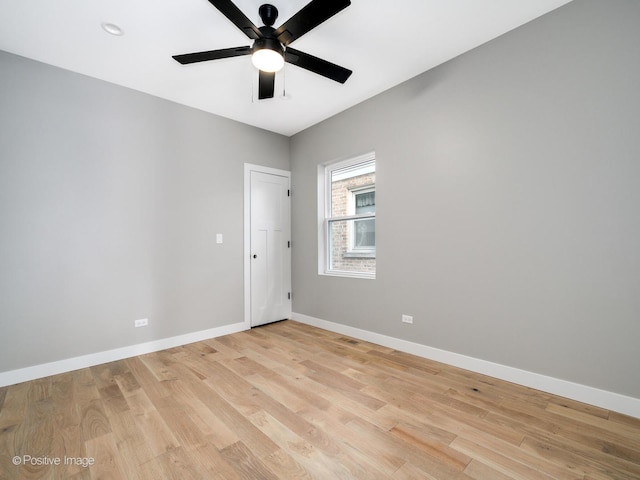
[251,31,284,57]
[259,4,279,27]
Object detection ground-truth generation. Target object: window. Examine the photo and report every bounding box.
[318,152,376,278]
[350,187,375,252]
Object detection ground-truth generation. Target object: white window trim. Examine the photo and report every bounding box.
[317,151,376,279]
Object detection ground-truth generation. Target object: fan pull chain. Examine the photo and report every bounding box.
[281,63,286,99]
[250,58,257,103]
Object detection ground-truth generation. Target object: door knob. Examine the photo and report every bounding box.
[253,254,257,259]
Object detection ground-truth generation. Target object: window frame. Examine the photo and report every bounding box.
[348,186,376,254]
[317,152,376,279]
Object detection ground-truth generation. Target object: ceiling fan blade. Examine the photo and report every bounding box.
[172,46,251,65]
[207,0,262,39]
[258,71,275,100]
[274,0,351,46]
[285,47,352,84]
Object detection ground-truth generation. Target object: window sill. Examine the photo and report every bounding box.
[344,251,376,259]
[320,270,376,280]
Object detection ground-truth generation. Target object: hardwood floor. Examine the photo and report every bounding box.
[1,320,639,479]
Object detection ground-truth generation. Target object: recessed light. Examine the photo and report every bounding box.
[101,22,124,36]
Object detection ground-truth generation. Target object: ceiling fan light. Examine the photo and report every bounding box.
[251,39,284,72]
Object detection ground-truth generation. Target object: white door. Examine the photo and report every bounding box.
[249,170,291,327]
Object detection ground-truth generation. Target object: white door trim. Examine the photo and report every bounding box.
[244,163,292,329]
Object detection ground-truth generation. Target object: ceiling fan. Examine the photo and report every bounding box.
[173,0,353,100]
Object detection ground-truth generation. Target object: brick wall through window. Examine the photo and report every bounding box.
[329,172,375,273]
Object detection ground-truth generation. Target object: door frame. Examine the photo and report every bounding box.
[244,163,292,329]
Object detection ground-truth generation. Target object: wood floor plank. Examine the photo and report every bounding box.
[260,447,314,480]
[107,410,159,477]
[248,409,362,479]
[128,392,180,457]
[125,356,173,402]
[219,441,280,480]
[113,370,141,395]
[99,384,130,417]
[609,411,640,429]
[85,433,127,480]
[299,359,387,411]
[153,393,209,450]
[79,398,112,443]
[231,367,320,414]
[271,359,399,430]
[0,386,8,412]
[520,434,639,480]
[163,373,240,450]
[0,423,18,479]
[547,394,611,420]
[392,461,440,480]
[346,416,474,480]
[451,436,582,480]
[463,459,518,480]
[1,320,638,479]
[294,403,402,478]
[185,441,245,480]
[249,409,327,467]
[389,422,471,469]
[546,402,640,444]
[90,360,128,391]
[0,381,29,430]
[179,368,280,459]
[154,445,214,480]
[367,349,442,375]
[237,383,344,460]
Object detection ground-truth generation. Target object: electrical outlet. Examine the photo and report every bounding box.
[134,318,148,328]
[402,314,413,324]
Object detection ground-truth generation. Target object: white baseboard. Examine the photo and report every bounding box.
[291,312,640,419]
[0,321,249,388]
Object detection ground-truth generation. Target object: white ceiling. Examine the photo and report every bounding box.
[0,0,572,136]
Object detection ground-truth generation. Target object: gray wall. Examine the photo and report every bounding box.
[290,0,640,398]
[0,51,289,372]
